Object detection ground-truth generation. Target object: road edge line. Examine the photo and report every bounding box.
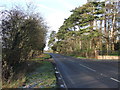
[50,54,68,89]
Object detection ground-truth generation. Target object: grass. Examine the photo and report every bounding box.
[0,79,1,89]
[0,55,1,61]
[75,56,86,59]
[103,54,119,56]
[32,53,52,60]
[0,59,1,89]
[24,60,56,88]
[2,70,27,88]
[2,53,56,88]
[3,77,26,88]
[68,54,86,59]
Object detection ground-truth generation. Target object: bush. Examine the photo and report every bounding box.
[1,5,47,83]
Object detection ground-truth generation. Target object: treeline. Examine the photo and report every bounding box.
[1,6,47,83]
[49,1,120,58]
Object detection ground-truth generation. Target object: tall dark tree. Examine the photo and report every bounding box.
[49,1,119,57]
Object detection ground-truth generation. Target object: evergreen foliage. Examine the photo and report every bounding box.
[49,1,120,57]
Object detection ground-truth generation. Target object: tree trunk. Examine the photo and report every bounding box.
[99,20,103,50]
[111,13,116,51]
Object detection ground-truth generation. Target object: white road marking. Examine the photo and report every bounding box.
[110,78,120,83]
[79,64,120,83]
[52,54,119,88]
[55,71,59,74]
[60,84,64,88]
[51,55,68,88]
[79,64,96,72]
[58,77,62,79]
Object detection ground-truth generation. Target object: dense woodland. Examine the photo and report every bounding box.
[49,1,120,58]
[1,6,47,83]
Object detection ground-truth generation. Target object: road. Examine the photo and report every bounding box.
[49,53,119,88]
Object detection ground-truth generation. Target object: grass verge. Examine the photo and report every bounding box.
[2,53,56,88]
[67,54,86,59]
[23,59,56,88]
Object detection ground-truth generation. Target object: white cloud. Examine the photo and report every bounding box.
[36,3,70,33]
[0,6,6,11]
[3,0,32,3]
[1,0,88,50]
[37,1,76,50]
[57,0,75,10]
[44,11,71,50]
[37,4,58,12]
[46,11,70,33]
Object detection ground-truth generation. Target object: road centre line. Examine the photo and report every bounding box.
[110,78,120,83]
[79,64,120,83]
[79,64,96,72]
[52,54,120,87]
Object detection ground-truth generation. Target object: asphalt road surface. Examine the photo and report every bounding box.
[49,53,120,88]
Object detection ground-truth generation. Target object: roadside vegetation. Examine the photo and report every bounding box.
[48,1,120,58]
[1,4,50,88]
[2,54,56,88]
[67,54,86,59]
[24,55,56,88]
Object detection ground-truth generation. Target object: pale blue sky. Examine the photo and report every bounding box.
[0,0,87,50]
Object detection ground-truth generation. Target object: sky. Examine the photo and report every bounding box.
[0,0,87,50]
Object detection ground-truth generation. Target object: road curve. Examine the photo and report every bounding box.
[49,53,119,88]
